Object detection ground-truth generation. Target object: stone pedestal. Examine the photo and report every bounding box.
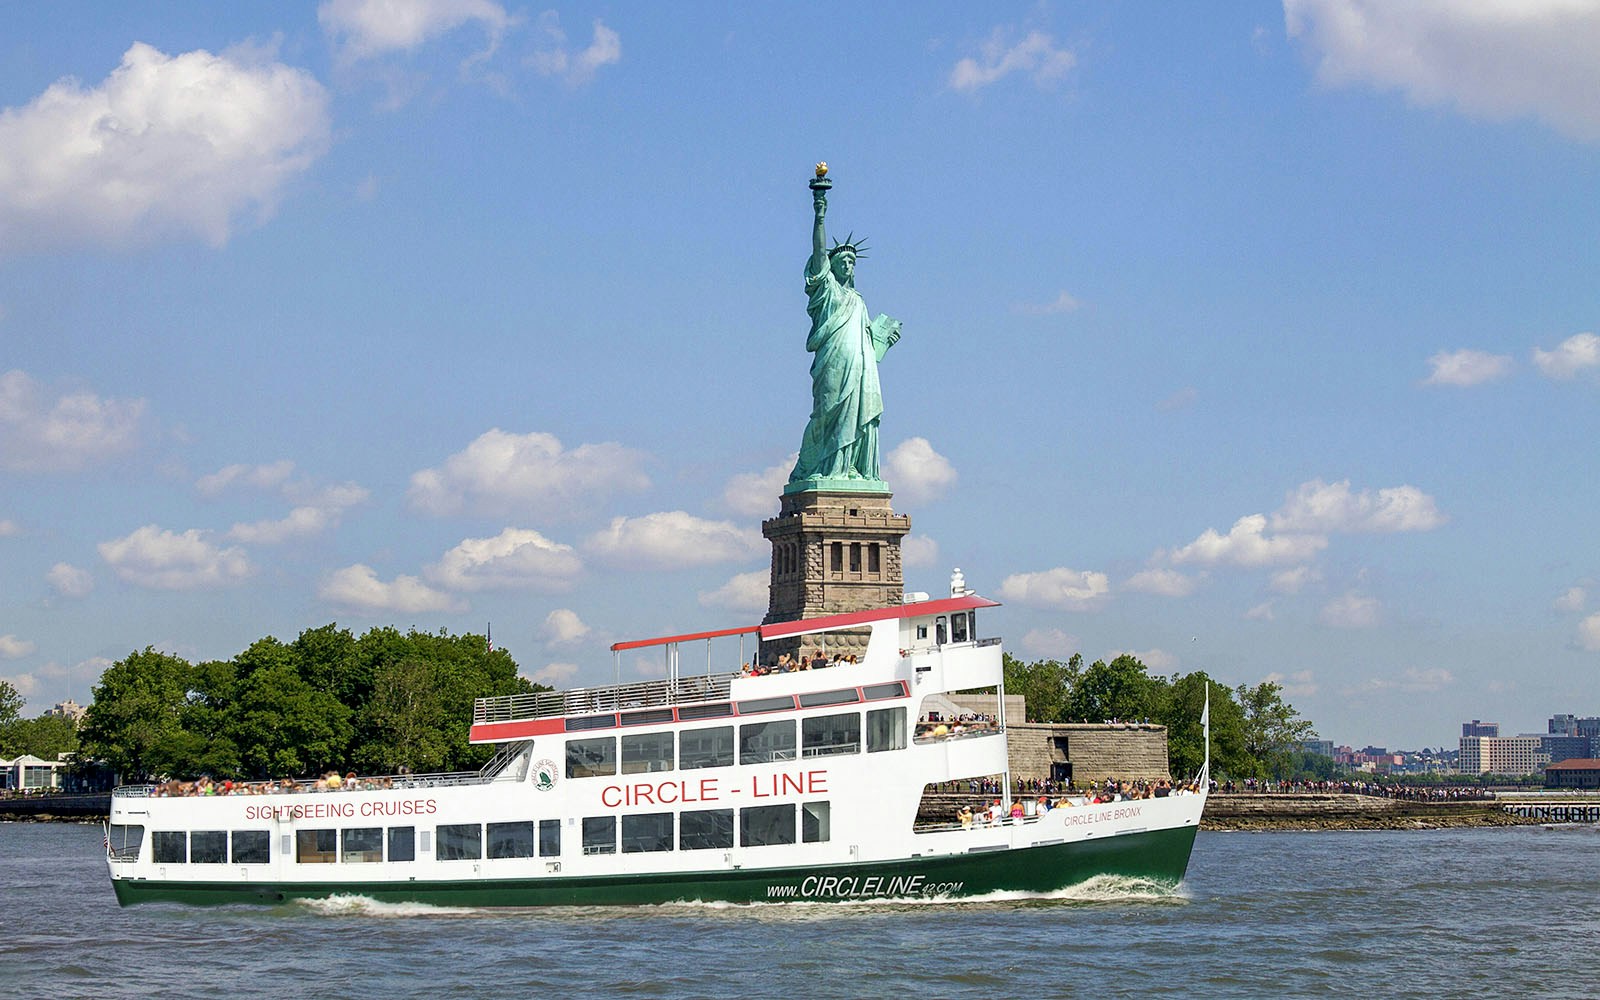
[760,491,911,656]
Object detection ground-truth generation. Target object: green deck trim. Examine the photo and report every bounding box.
[111,824,1199,907]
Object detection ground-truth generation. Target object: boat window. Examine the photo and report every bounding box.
[740,804,795,847]
[437,823,482,861]
[916,625,928,640]
[342,827,384,863]
[488,821,537,859]
[108,823,144,862]
[622,813,674,853]
[190,830,227,864]
[566,736,617,778]
[802,713,860,758]
[152,830,187,864]
[539,819,561,857]
[798,688,859,708]
[678,808,733,851]
[296,829,337,864]
[867,707,907,752]
[737,695,796,715]
[935,616,947,645]
[951,612,969,643]
[231,830,269,864]
[803,801,831,843]
[420,830,431,855]
[582,816,617,855]
[565,713,618,732]
[621,708,675,727]
[389,826,416,863]
[739,719,797,764]
[679,726,734,770]
[622,732,675,774]
[862,682,906,701]
[678,702,732,721]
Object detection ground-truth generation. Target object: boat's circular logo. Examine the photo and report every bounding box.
[533,759,558,791]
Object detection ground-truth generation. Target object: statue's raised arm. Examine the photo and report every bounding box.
[786,164,901,495]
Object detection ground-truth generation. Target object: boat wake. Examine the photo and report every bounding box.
[293,894,477,918]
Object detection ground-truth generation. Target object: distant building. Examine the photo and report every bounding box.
[1298,739,1335,758]
[44,699,85,725]
[0,754,66,791]
[1540,734,1591,766]
[1459,735,1543,775]
[1462,720,1499,738]
[1545,758,1600,790]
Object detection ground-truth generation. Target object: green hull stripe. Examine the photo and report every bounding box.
[112,825,1199,907]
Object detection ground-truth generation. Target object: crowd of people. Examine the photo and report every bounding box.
[947,777,1206,828]
[148,772,399,797]
[742,650,860,676]
[915,712,998,742]
[1219,778,1493,800]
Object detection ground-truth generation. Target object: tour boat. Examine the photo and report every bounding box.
[104,580,1207,906]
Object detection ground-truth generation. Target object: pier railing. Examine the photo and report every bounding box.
[474,672,739,724]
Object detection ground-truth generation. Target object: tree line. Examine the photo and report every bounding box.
[68,624,538,783]
[1003,652,1318,780]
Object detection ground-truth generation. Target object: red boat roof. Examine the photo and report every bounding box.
[609,594,1000,652]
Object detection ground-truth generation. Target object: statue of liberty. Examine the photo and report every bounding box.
[787,164,902,493]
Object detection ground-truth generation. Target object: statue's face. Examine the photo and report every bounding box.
[830,251,855,282]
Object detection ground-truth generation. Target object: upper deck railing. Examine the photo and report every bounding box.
[474,672,739,725]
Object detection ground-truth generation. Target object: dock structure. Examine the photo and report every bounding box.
[1498,798,1600,823]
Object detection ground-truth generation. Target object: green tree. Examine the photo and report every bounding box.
[78,648,192,780]
[354,657,452,774]
[0,679,25,755]
[3,713,79,760]
[1236,680,1316,779]
[1067,654,1158,724]
[228,639,353,778]
[172,659,242,778]
[1002,652,1080,723]
[1157,671,1249,779]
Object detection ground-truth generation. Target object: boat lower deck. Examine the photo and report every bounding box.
[110,822,1199,907]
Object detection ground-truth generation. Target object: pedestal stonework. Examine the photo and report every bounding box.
[761,490,911,635]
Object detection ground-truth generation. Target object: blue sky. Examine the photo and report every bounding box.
[2,1,1597,750]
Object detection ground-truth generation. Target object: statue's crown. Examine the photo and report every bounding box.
[828,232,868,259]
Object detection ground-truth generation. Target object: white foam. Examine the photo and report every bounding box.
[294,894,476,918]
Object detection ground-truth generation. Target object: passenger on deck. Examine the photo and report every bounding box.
[811,652,827,670]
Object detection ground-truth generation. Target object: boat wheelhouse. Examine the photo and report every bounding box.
[105,584,1206,907]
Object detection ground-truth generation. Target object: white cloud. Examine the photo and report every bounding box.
[0,42,330,252]
[0,518,17,536]
[585,511,762,570]
[1018,628,1080,659]
[1319,591,1381,628]
[0,635,36,659]
[1579,613,1600,651]
[319,564,464,613]
[884,437,957,505]
[997,567,1110,610]
[1124,568,1199,598]
[722,455,795,517]
[427,528,582,592]
[1265,669,1319,698]
[1270,565,1322,594]
[698,570,769,614]
[1245,601,1275,621]
[1357,666,1455,693]
[901,534,940,569]
[197,460,296,496]
[538,608,590,645]
[1124,648,1177,672]
[1422,348,1514,387]
[1013,290,1081,315]
[320,0,513,60]
[528,14,621,86]
[408,428,649,518]
[950,28,1076,92]
[1285,0,1600,143]
[1555,586,1587,613]
[1169,514,1328,568]
[98,525,253,590]
[228,505,337,544]
[46,562,94,598]
[1532,332,1600,379]
[1272,479,1446,534]
[531,661,579,686]
[0,370,146,472]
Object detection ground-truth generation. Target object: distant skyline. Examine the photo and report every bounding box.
[2,2,1598,748]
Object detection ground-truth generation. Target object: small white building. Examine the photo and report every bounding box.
[0,754,67,791]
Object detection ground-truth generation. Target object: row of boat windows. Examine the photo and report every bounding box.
[566,707,907,779]
[114,803,830,865]
[563,681,908,733]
